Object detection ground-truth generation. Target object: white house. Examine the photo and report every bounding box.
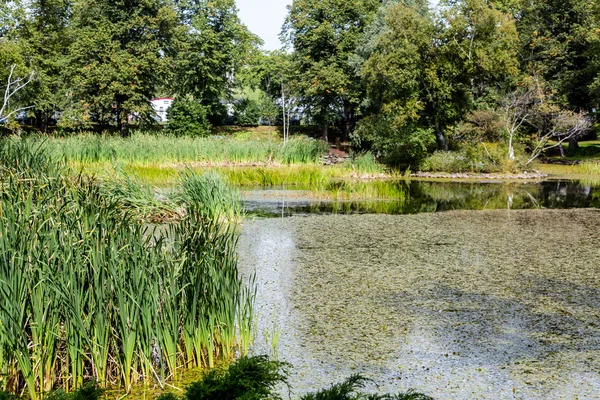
[151,97,174,122]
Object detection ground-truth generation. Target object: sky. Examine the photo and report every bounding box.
[235,0,440,51]
[235,0,292,51]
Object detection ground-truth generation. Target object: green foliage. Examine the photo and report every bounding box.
[16,0,72,131]
[354,115,435,167]
[174,0,261,116]
[283,0,380,133]
[184,356,289,400]
[0,138,254,398]
[167,98,211,137]
[359,0,520,154]
[235,98,261,126]
[46,382,104,400]
[420,143,526,173]
[300,375,433,400]
[347,152,384,174]
[179,170,243,222]
[258,92,279,126]
[516,0,599,111]
[39,132,329,165]
[68,0,179,130]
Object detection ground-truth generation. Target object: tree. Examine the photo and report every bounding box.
[68,0,179,133]
[174,0,261,120]
[18,0,72,131]
[516,0,598,111]
[283,0,380,141]
[167,97,211,137]
[234,98,260,127]
[501,80,592,165]
[257,92,278,128]
[357,0,520,158]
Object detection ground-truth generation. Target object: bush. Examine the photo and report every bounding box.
[420,143,526,173]
[183,355,289,400]
[167,98,211,137]
[235,98,261,127]
[300,375,433,400]
[352,115,435,167]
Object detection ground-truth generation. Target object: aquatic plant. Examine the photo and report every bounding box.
[0,139,254,398]
[300,375,433,400]
[39,132,328,166]
[178,170,243,222]
[347,152,385,175]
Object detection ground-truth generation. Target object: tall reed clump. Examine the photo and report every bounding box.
[178,170,243,223]
[42,132,328,166]
[0,140,254,399]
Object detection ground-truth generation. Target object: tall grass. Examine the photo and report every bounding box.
[581,161,600,175]
[0,140,254,398]
[178,170,243,222]
[40,132,328,165]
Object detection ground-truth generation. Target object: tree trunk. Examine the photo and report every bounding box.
[558,143,566,158]
[568,137,579,154]
[434,116,448,151]
[435,126,448,151]
[322,125,328,143]
[343,104,353,142]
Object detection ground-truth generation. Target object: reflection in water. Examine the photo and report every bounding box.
[244,180,600,217]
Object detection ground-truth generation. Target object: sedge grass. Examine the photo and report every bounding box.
[0,139,254,398]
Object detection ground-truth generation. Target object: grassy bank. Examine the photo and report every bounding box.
[0,140,253,398]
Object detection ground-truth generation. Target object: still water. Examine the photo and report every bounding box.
[237,180,600,399]
[243,180,600,217]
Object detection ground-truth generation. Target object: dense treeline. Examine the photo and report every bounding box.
[1,0,599,167]
[0,0,259,132]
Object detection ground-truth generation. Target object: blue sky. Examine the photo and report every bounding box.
[236,0,440,51]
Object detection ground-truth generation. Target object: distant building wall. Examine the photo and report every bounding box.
[151,98,174,122]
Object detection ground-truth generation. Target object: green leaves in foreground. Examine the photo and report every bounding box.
[183,355,290,400]
[0,139,253,398]
[154,356,432,400]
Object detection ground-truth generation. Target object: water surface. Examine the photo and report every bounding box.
[243,180,600,217]
[238,208,600,399]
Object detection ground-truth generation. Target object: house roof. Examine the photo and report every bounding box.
[151,97,174,101]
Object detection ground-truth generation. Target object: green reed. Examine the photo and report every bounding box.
[39,132,328,166]
[0,140,254,398]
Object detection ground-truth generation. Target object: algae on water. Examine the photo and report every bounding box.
[239,209,600,399]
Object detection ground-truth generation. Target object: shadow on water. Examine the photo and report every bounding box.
[243,180,600,217]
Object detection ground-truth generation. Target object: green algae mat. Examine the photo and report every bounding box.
[238,209,600,399]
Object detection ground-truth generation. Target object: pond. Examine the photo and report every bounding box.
[242,179,600,217]
[237,180,600,399]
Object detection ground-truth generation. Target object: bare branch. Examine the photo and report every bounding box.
[0,64,36,119]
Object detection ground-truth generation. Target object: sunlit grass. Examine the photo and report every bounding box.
[39,131,329,165]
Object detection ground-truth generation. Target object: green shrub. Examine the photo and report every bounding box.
[235,98,261,127]
[300,374,433,400]
[167,98,211,137]
[352,115,435,167]
[420,143,526,173]
[183,355,289,400]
